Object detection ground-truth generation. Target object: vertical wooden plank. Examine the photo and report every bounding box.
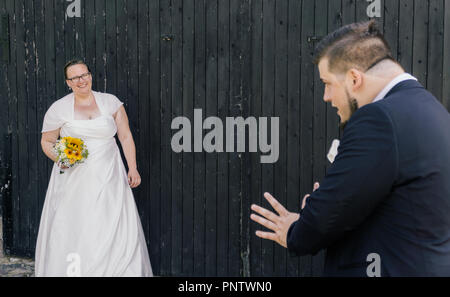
[0,1,9,245]
[412,0,429,87]
[216,0,230,277]
[55,0,66,98]
[95,0,106,92]
[342,0,356,25]
[105,0,117,94]
[286,0,301,277]
[239,0,252,277]
[3,0,17,255]
[193,0,206,276]
[0,0,7,157]
[273,0,288,277]
[310,0,328,278]
[356,0,369,22]
[126,0,143,275]
[249,0,263,277]
[126,0,138,156]
[13,0,27,255]
[43,0,55,182]
[427,0,444,100]
[228,0,242,277]
[148,0,162,275]
[444,0,450,110]
[261,0,275,276]
[64,0,76,61]
[74,0,85,58]
[205,0,218,276]
[84,0,95,91]
[137,0,151,275]
[299,0,314,277]
[25,0,38,255]
[160,0,172,276]
[34,0,47,255]
[171,0,184,276]
[116,0,128,106]
[383,0,399,60]
[398,0,414,73]
[182,0,195,276]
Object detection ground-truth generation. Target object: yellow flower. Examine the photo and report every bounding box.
[71,138,83,146]
[64,149,74,159]
[67,138,83,151]
[69,158,76,165]
[73,150,82,161]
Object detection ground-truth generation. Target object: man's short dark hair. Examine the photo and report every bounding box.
[64,59,91,80]
[313,20,396,74]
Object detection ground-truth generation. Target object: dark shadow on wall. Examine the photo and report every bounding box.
[0,132,12,258]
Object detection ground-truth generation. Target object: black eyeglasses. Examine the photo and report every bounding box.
[67,72,92,83]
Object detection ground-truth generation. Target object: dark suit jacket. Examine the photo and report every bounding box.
[287,80,450,276]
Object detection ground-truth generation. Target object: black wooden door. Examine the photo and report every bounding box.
[1,0,449,277]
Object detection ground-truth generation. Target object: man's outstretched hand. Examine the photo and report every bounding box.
[250,183,320,248]
[250,193,300,248]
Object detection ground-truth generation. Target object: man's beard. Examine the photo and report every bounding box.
[339,89,359,130]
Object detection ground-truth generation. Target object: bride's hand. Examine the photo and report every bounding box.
[128,168,141,188]
[56,160,69,170]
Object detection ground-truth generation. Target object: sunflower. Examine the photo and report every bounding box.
[67,138,83,151]
[63,137,73,143]
[73,150,83,161]
[64,149,74,159]
[71,138,83,146]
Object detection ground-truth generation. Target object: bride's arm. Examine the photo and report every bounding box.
[41,129,60,162]
[114,106,141,188]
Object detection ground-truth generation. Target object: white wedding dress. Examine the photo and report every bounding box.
[35,91,153,277]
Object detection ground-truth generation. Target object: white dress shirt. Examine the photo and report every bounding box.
[372,73,418,103]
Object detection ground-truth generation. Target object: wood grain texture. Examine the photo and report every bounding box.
[1,0,448,276]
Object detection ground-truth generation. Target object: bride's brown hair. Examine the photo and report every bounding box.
[64,59,92,80]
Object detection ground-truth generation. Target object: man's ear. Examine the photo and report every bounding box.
[346,68,364,91]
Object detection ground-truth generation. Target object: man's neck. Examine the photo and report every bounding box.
[359,68,405,107]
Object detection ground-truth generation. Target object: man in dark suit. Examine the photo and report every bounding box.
[250,20,450,276]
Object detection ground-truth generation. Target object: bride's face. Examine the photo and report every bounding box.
[66,64,92,96]
[318,58,357,125]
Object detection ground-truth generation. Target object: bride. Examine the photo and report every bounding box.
[35,60,153,277]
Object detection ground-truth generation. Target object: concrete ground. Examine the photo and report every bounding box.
[0,256,35,277]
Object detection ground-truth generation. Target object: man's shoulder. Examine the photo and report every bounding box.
[346,102,393,131]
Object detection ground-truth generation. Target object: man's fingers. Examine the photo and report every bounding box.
[313,182,320,191]
[301,183,319,209]
[255,231,278,242]
[263,192,288,216]
[302,194,310,209]
[251,204,279,223]
[250,213,277,232]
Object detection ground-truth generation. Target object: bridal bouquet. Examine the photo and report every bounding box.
[54,137,89,174]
